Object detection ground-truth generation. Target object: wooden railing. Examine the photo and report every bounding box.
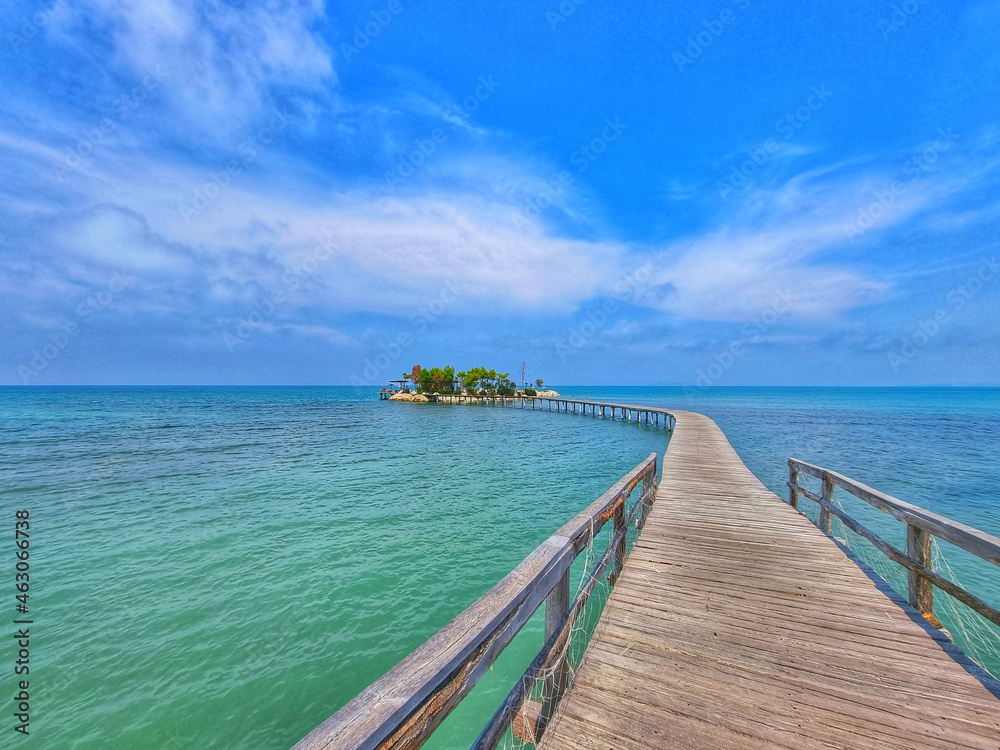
[426,394,676,431]
[787,458,1000,628]
[292,453,659,750]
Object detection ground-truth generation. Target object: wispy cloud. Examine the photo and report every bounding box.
[46,0,335,136]
[634,130,1000,321]
[4,115,1000,347]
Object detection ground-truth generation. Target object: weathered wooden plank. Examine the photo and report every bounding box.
[511,700,541,743]
[822,500,1000,628]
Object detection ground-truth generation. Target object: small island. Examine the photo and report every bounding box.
[380,364,559,401]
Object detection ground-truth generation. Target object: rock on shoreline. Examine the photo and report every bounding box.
[388,392,432,402]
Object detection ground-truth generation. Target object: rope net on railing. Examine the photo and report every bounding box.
[494,480,654,750]
[931,543,1000,672]
[794,476,1000,679]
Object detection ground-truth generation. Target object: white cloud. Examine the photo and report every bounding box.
[5,81,1000,344]
[49,0,335,134]
[54,205,197,275]
[0,122,628,322]
[636,137,1000,322]
[164,188,625,313]
[282,323,357,346]
[644,221,888,321]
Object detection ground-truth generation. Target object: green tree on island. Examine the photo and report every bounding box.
[414,365,456,393]
[403,365,541,395]
[455,367,517,395]
[495,374,517,396]
[456,366,492,394]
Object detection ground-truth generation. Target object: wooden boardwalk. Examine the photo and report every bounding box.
[539,409,1000,750]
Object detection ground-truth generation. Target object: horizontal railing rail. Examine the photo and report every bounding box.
[787,458,1000,629]
[473,463,655,749]
[292,453,659,750]
[429,394,677,431]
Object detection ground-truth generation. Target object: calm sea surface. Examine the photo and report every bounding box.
[2,386,998,749]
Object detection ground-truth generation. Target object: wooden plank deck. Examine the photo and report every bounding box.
[539,410,1000,750]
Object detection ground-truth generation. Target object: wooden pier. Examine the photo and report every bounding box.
[428,393,676,430]
[293,399,1000,750]
[540,409,1000,749]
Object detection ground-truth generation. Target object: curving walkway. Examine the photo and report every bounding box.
[539,410,1000,749]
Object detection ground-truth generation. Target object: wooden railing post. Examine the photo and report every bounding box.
[788,461,799,509]
[818,472,834,535]
[544,568,570,646]
[639,466,655,530]
[541,568,571,729]
[907,523,934,615]
[610,498,627,585]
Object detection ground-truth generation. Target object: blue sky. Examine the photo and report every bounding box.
[1,0,998,386]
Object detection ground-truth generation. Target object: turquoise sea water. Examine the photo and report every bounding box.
[2,386,999,749]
